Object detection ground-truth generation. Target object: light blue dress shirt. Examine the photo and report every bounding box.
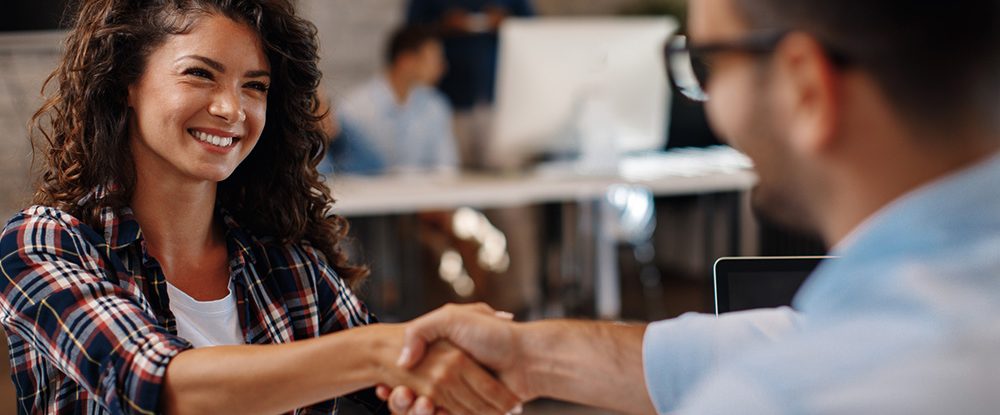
[643,151,1000,414]
[336,75,458,174]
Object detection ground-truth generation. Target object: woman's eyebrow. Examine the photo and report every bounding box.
[244,69,271,78]
[176,54,225,71]
[176,54,270,78]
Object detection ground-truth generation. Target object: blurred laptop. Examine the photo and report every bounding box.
[713,256,835,315]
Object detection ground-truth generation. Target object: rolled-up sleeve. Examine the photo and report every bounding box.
[642,307,801,414]
[0,211,191,414]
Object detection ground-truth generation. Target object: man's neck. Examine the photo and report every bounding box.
[821,137,1000,247]
[385,69,415,105]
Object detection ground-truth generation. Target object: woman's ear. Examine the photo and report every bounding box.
[125,79,140,110]
[126,83,136,109]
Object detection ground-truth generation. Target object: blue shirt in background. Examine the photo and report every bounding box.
[322,121,386,176]
[331,75,458,175]
[643,151,1000,414]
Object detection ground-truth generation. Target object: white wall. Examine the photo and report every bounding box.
[0,33,62,219]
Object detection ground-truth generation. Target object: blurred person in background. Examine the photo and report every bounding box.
[319,115,386,175]
[406,0,534,169]
[324,26,518,320]
[331,25,458,175]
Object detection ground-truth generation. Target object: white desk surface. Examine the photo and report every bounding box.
[327,148,758,320]
[328,161,757,216]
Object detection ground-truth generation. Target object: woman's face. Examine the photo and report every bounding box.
[127,13,270,184]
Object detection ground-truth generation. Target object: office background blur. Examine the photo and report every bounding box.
[0,0,822,412]
[0,0,691,222]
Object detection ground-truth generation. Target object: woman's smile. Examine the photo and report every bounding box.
[188,127,242,153]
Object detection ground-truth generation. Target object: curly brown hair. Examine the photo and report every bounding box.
[30,0,368,288]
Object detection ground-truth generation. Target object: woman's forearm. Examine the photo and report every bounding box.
[161,323,403,415]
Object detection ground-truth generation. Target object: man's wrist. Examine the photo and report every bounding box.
[513,321,557,400]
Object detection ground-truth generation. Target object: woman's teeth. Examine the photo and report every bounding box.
[190,130,235,147]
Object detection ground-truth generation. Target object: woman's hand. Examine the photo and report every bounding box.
[376,339,521,415]
[374,304,528,415]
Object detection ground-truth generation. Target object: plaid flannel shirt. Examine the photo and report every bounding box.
[0,201,386,414]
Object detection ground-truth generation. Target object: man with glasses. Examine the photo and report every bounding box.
[381,0,999,413]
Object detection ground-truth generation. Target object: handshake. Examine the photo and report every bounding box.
[371,303,529,415]
[366,303,653,415]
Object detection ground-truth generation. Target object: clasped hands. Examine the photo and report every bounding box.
[375,303,531,415]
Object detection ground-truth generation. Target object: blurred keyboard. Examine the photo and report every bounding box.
[531,145,753,179]
[619,145,753,180]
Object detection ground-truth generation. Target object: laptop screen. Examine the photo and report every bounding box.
[714,256,833,315]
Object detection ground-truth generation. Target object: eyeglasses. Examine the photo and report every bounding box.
[664,30,789,102]
[665,30,853,102]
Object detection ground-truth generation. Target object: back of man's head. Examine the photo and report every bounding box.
[734,0,999,137]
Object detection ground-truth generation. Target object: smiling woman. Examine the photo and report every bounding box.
[30,0,356,288]
[128,15,270,193]
[0,1,521,415]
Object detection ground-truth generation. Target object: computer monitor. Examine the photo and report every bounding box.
[487,17,678,170]
[714,256,836,315]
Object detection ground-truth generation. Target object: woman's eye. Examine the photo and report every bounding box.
[245,82,270,93]
[183,67,214,79]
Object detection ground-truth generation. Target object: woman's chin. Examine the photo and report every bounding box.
[187,167,236,184]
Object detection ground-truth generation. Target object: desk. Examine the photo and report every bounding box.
[327,147,758,319]
[330,169,757,216]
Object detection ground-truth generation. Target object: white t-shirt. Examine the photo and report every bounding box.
[166,281,243,347]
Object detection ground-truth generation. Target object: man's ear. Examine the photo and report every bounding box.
[771,32,841,156]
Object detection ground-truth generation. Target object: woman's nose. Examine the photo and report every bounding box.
[208,87,246,123]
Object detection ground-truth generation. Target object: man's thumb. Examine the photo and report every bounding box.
[396,317,442,368]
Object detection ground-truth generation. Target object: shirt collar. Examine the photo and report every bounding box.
[374,73,417,110]
[794,150,1000,313]
[218,207,258,266]
[829,150,1000,256]
[81,185,143,251]
[88,186,258,266]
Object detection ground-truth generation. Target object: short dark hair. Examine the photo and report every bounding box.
[385,25,440,65]
[734,0,999,134]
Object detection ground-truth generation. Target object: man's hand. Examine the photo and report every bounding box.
[399,303,532,396]
[378,307,656,415]
[402,305,514,362]
[375,303,533,414]
[383,340,520,415]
